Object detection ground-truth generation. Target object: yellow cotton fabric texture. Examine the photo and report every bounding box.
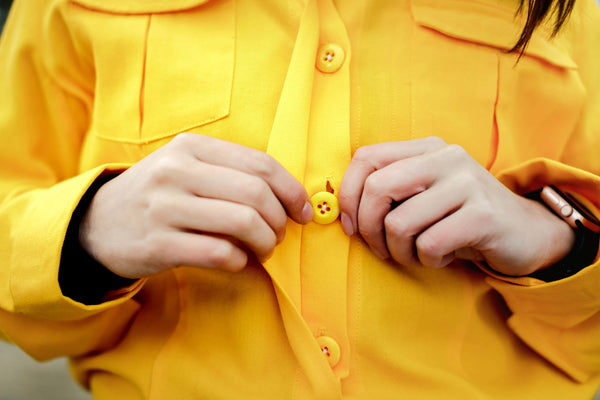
[1,0,600,398]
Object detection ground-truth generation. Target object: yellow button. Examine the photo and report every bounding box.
[311,192,339,224]
[316,43,345,73]
[316,336,341,368]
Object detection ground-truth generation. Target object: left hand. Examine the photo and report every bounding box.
[338,137,575,276]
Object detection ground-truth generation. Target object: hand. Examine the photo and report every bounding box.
[338,137,575,276]
[79,133,313,278]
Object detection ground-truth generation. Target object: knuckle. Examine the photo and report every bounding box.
[272,211,288,234]
[384,233,420,267]
[387,246,414,268]
[247,150,277,179]
[450,171,478,191]
[362,173,385,197]
[170,132,196,148]
[232,208,262,233]
[352,145,373,162]
[358,224,379,244]
[150,156,185,184]
[425,136,447,148]
[469,202,495,226]
[206,241,236,267]
[262,233,277,256]
[337,191,354,208]
[285,190,307,214]
[384,213,411,238]
[444,143,468,159]
[415,232,443,259]
[243,176,270,204]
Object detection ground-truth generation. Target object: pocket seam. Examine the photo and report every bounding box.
[85,0,235,145]
[70,0,212,14]
[411,0,577,69]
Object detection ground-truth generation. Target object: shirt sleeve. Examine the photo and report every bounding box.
[0,0,144,360]
[483,0,600,382]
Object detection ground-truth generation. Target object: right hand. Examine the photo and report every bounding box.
[78,133,313,278]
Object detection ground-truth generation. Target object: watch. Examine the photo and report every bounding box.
[526,185,600,281]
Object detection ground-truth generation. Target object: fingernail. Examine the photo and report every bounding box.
[373,248,388,260]
[341,213,354,236]
[276,228,286,244]
[301,202,314,224]
[438,253,455,268]
[260,249,275,264]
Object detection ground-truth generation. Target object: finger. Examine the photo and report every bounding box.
[164,232,249,272]
[338,137,448,235]
[356,157,435,259]
[166,196,278,263]
[384,181,466,267]
[172,133,313,224]
[415,206,488,269]
[178,162,288,243]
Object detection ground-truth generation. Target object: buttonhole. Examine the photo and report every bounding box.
[326,180,334,194]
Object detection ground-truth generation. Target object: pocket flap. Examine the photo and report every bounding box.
[70,0,211,14]
[411,0,577,69]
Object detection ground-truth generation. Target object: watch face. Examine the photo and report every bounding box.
[545,186,600,233]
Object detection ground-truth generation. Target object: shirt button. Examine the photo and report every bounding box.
[316,43,345,73]
[311,192,339,224]
[316,336,341,368]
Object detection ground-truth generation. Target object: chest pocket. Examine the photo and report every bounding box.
[410,0,583,170]
[71,0,235,144]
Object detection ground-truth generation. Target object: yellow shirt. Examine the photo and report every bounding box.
[1,0,600,398]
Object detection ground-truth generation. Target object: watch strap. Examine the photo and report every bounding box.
[526,188,600,282]
[529,220,598,281]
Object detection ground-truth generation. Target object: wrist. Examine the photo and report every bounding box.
[529,225,597,281]
[526,186,600,281]
[60,174,137,305]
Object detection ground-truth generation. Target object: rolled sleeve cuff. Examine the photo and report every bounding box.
[9,164,143,321]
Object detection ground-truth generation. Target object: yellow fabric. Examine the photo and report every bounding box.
[1,0,600,398]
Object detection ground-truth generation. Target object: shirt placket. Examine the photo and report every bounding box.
[301,0,352,381]
[263,0,351,397]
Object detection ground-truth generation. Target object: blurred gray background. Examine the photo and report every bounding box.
[1,0,600,399]
[0,344,88,400]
